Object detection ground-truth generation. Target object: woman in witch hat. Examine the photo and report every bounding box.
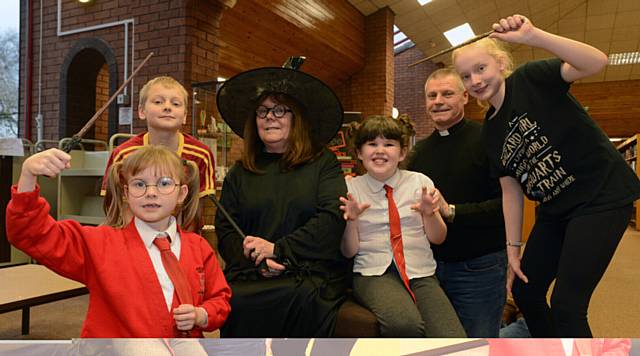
[215,66,349,337]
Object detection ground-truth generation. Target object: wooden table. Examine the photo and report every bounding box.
[0,264,88,335]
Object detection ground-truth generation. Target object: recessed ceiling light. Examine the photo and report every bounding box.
[443,23,476,46]
[608,51,640,65]
[417,0,432,5]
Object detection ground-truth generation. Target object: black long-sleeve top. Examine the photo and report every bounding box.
[216,148,348,281]
[406,119,505,262]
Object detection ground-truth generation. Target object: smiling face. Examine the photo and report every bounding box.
[453,46,506,108]
[138,83,187,134]
[358,136,407,182]
[256,96,292,153]
[125,166,188,231]
[425,75,468,131]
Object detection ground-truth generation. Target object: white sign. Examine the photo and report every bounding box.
[0,137,25,156]
[119,107,133,125]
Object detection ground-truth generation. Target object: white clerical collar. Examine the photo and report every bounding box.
[438,129,450,136]
[135,216,178,248]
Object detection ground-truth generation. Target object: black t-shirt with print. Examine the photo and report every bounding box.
[484,58,640,219]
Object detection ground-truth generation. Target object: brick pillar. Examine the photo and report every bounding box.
[394,46,439,140]
[184,0,235,84]
[184,0,236,228]
[345,7,394,120]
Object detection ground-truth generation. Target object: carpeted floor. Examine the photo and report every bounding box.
[1,228,639,339]
[589,227,640,337]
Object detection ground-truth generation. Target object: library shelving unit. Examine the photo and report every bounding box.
[617,134,640,230]
[56,139,109,225]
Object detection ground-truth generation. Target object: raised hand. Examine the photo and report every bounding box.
[431,188,452,218]
[489,14,536,45]
[411,186,440,216]
[339,193,371,221]
[18,148,72,192]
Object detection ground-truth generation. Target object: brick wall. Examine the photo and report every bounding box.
[19,0,232,142]
[336,7,394,120]
[394,45,438,140]
[94,64,109,144]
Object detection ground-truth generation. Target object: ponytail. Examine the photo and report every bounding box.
[177,160,200,232]
[103,162,127,228]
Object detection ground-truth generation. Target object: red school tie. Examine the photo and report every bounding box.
[153,234,194,306]
[384,184,416,303]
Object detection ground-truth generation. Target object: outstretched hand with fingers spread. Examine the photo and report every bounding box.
[339,193,371,221]
[411,187,440,216]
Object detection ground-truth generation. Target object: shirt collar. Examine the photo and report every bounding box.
[436,118,466,136]
[135,216,178,248]
[364,169,401,193]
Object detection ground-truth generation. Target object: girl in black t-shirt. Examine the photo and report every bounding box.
[451,14,640,337]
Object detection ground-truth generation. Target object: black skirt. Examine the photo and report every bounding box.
[221,272,346,337]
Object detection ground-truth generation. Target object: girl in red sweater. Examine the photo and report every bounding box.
[6,145,231,338]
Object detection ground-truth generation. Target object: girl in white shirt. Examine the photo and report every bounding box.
[340,115,465,337]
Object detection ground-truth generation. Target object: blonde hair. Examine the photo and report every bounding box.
[138,76,189,109]
[452,37,514,78]
[452,38,514,109]
[103,145,200,230]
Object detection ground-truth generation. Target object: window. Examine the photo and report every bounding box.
[0,1,19,138]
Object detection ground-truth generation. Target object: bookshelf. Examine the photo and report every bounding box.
[57,150,108,225]
[329,114,362,177]
[617,134,640,230]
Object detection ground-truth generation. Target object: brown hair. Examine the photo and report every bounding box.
[103,145,199,230]
[350,115,414,151]
[138,76,189,109]
[241,93,318,174]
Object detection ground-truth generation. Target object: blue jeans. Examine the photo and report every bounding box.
[436,249,507,337]
[500,318,531,338]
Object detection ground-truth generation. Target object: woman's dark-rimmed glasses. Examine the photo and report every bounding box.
[127,177,180,197]
[256,105,292,119]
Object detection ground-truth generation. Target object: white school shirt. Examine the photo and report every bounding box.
[346,169,437,278]
[135,216,181,312]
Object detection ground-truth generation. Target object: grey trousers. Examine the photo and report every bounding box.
[353,264,466,337]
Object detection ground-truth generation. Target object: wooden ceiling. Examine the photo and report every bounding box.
[349,0,640,83]
[217,0,365,88]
